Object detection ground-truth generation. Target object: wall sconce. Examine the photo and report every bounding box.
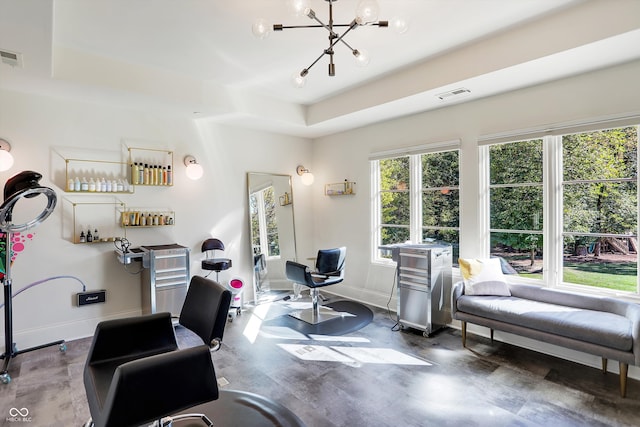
[0,139,15,172]
[184,155,204,180]
[296,165,314,186]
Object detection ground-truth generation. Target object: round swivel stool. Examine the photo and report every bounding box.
[201,238,232,282]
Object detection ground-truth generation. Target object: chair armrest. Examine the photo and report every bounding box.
[451,281,465,319]
[87,312,178,364]
[625,304,640,366]
[101,345,218,427]
[313,270,341,277]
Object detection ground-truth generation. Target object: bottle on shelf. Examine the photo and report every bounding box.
[79,231,86,243]
[86,229,93,243]
[132,163,139,185]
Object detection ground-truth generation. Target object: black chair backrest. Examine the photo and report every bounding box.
[316,247,346,275]
[179,275,232,348]
[202,238,225,252]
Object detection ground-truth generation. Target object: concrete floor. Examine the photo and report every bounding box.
[1,295,639,427]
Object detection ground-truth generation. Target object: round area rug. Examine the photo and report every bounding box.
[267,300,374,336]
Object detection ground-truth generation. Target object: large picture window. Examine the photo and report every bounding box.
[373,148,460,262]
[487,126,638,293]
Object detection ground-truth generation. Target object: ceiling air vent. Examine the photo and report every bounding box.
[437,88,471,101]
[0,49,23,68]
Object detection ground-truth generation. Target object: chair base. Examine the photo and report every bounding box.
[159,413,214,426]
[85,413,214,427]
[289,306,345,325]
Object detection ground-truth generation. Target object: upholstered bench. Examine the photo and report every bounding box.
[452,279,640,397]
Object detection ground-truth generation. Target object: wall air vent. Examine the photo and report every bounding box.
[437,88,471,101]
[0,49,23,68]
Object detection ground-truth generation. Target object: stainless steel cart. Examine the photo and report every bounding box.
[396,244,452,336]
[139,244,191,317]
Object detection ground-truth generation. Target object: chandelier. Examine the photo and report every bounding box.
[252,0,408,87]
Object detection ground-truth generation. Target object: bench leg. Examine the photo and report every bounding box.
[602,358,607,374]
[490,329,494,344]
[620,362,628,398]
[461,321,467,347]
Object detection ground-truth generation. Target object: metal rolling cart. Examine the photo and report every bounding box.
[140,244,190,317]
[116,242,190,318]
[395,243,452,337]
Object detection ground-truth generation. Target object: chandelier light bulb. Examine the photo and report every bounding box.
[291,71,307,88]
[288,0,311,17]
[353,49,370,67]
[390,16,409,34]
[355,0,380,25]
[252,18,271,39]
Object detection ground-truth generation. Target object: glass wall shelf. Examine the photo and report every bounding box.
[128,147,174,187]
[63,158,133,194]
[119,207,175,228]
[325,181,356,196]
[64,197,126,244]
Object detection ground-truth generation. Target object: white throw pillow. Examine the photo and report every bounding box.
[458,257,511,296]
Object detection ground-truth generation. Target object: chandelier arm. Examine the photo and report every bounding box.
[275,23,354,30]
[275,24,326,30]
[309,15,332,34]
[329,21,358,52]
[301,49,329,75]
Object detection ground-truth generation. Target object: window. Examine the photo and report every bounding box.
[489,139,544,279]
[562,127,638,292]
[422,151,460,260]
[249,185,280,257]
[378,156,411,249]
[487,126,638,293]
[373,148,460,262]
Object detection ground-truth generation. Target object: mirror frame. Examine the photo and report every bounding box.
[247,172,297,301]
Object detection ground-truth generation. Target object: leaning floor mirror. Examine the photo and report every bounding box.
[247,172,297,303]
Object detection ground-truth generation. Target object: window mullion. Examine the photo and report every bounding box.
[544,135,562,287]
[410,155,422,243]
[371,160,381,261]
[478,145,490,258]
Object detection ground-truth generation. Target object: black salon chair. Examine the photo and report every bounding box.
[201,238,232,281]
[179,275,233,351]
[286,247,346,325]
[83,276,232,427]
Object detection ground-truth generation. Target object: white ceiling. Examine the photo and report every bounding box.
[1,0,640,138]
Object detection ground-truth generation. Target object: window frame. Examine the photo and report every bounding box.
[371,145,461,264]
[481,126,640,294]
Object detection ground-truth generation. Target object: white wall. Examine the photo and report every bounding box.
[0,89,312,348]
[310,59,640,378]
